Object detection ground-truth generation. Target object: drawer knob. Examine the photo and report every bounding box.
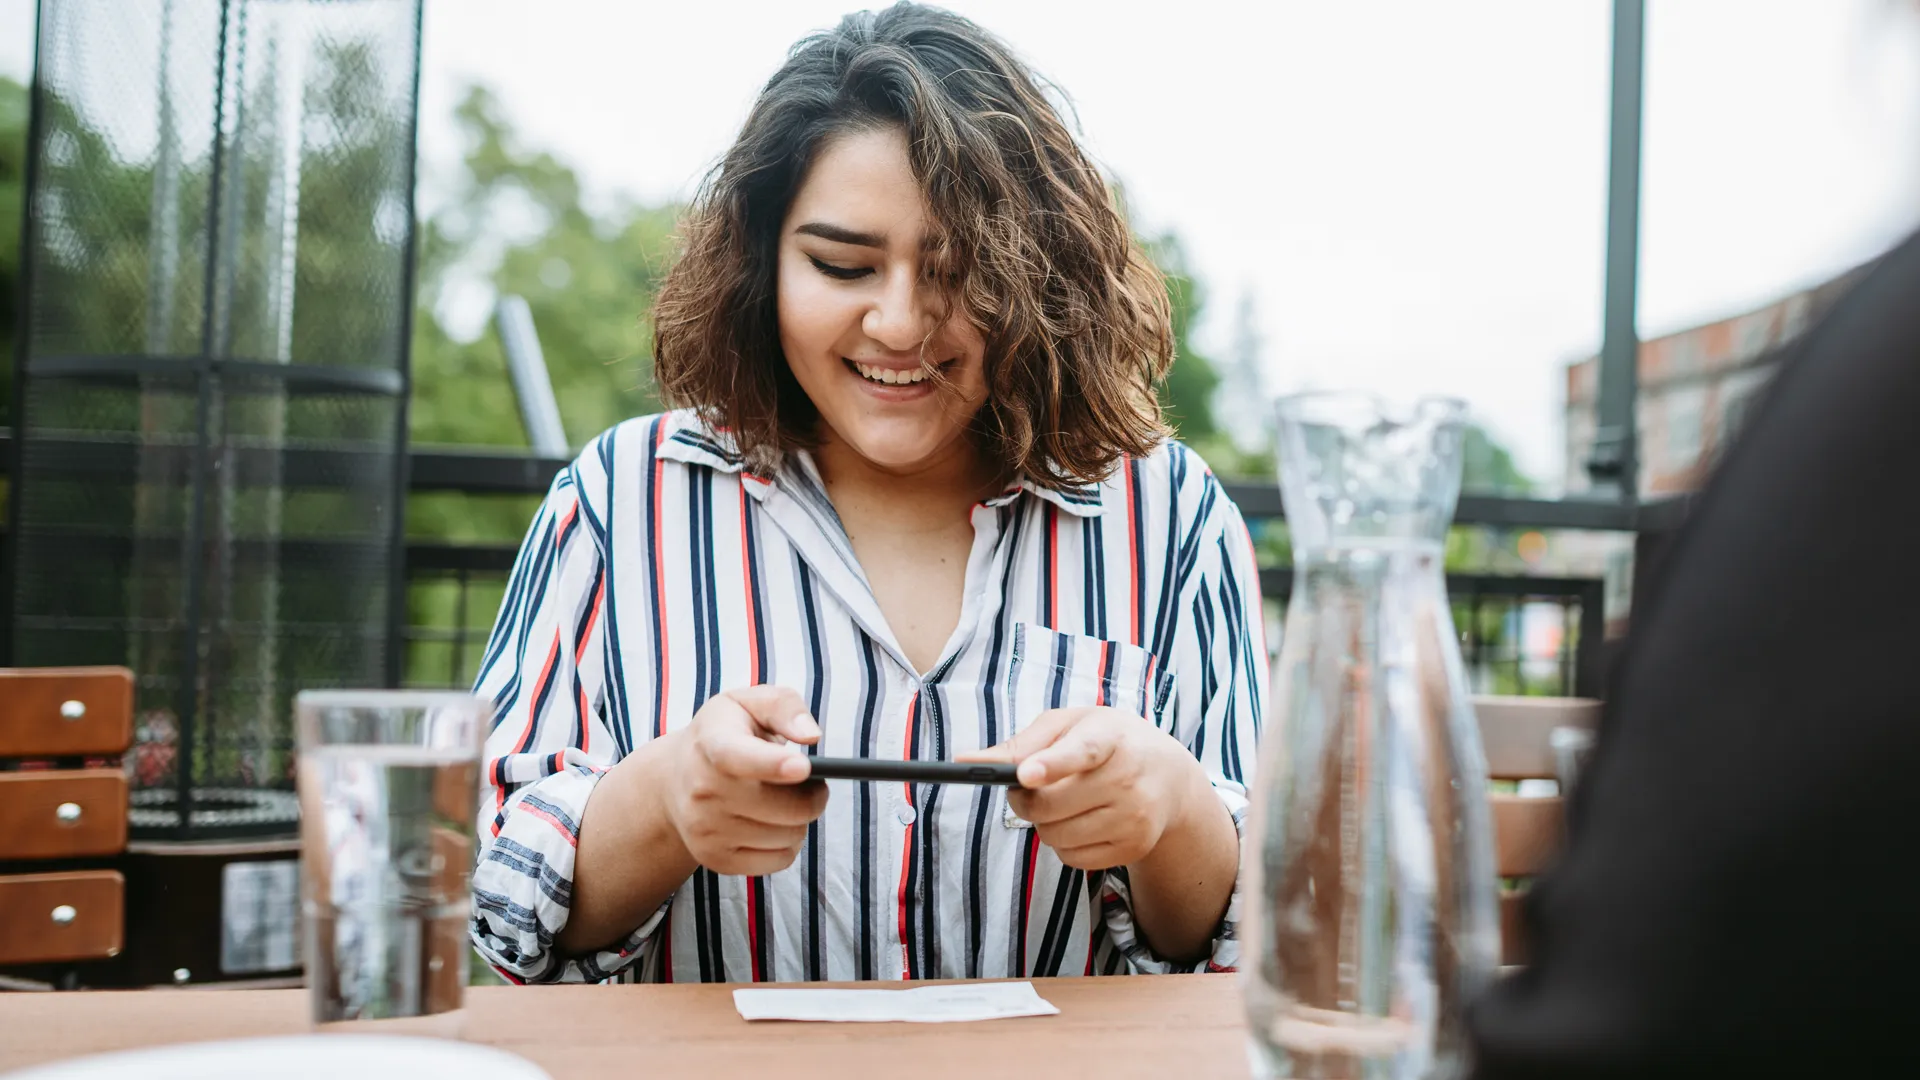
[51,905,77,925]
[60,700,86,720]
[56,801,82,823]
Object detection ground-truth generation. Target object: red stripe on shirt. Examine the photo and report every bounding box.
[896,693,919,979]
[897,824,915,980]
[575,576,606,754]
[660,911,673,983]
[739,485,760,685]
[1126,460,1142,646]
[517,802,578,847]
[1020,828,1040,976]
[516,631,563,755]
[1096,640,1111,707]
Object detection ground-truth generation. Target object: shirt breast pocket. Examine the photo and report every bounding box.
[1001,622,1174,829]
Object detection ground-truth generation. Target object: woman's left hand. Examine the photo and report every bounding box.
[959,707,1212,871]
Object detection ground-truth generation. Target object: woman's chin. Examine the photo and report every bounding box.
[845,440,953,473]
[830,423,971,476]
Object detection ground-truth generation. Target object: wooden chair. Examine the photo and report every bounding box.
[0,667,136,978]
[1476,694,1601,966]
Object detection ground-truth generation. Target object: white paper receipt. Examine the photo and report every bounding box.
[732,981,1061,1023]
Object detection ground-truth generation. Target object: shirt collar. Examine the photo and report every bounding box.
[652,411,1106,516]
[982,477,1106,517]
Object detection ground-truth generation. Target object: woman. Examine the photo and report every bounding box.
[469,2,1266,985]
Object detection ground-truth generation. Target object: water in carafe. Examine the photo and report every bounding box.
[1241,393,1498,1080]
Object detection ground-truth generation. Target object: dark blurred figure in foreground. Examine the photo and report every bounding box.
[1468,228,1920,1077]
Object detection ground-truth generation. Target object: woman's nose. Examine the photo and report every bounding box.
[862,268,935,350]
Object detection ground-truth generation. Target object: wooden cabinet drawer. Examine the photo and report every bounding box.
[0,668,134,758]
[0,770,128,860]
[0,870,124,964]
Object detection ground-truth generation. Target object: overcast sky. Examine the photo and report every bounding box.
[5,0,1918,487]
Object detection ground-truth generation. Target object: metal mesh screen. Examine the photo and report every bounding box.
[9,0,422,838]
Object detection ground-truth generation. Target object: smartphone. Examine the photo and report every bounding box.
[804,756,1022,787]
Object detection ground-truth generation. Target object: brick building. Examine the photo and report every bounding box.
[1564,264,1870,496]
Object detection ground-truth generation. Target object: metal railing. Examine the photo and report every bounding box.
[0,435,1656,700]
[399,447,1629,700]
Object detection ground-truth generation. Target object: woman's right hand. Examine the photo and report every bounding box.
[660,685,829,876]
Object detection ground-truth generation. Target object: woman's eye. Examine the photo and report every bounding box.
[807,255,871,281]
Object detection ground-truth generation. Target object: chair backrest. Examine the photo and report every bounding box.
[0,667,134,759]
[0,667,136,975]
[1474,695,1601,965]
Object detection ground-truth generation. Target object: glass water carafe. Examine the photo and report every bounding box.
[1242,393,1499,1080]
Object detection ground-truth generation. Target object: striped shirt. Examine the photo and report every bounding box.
[469,410,1268,984]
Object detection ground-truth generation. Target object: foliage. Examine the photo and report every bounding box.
[405,86,680,548]
[1140,230,1269,477]
[407,87,1246,537]
[0,67,1554,694]
[0,34,444,780]
[1462,424,1531,497]
[410,88,673,452]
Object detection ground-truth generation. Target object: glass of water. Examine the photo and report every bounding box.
[296,689,487,1035]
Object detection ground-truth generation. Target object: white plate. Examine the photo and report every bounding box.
[6,1034,551,1080]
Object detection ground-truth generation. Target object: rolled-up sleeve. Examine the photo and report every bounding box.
[468,445,661,983]
[1104,484,1268,973]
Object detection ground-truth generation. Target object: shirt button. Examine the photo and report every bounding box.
[895,803,917,826]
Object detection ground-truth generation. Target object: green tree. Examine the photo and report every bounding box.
[1139,231,1269,478]
[407,85,1246,517]
[410,86,669,454]
[404,86,680,552]
[400,87,684,684]
[1462,424,1532,496]
[1144,232,1218,442]
[0,32,443,773]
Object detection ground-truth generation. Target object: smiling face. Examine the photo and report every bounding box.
[776,126,989,480]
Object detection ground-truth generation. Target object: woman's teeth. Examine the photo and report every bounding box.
[851,360,930,385]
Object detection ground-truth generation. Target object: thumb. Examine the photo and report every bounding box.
[956,707,1090,764]
[767,708,822,746]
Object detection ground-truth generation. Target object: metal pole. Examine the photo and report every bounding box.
[383,0,426,689]
[2,0,49,669]
[1576,579,1607,699]
[1586,0,1645,502]
[175,0,237,838]
[495,296,570,460]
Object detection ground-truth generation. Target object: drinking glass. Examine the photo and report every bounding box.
[296,689,487,1035]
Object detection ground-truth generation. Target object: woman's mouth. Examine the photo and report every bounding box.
[844,358,955,387]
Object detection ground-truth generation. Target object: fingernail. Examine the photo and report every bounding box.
[1018,761,1045,786]
[796,712,821,738]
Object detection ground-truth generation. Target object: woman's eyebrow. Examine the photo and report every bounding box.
[794,221,887,248]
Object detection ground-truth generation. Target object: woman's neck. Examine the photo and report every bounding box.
[811,430,1002,518]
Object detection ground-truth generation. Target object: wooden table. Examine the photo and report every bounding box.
[0,975,1250,1078]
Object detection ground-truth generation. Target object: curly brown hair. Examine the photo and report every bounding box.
[649,2,1173,487]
